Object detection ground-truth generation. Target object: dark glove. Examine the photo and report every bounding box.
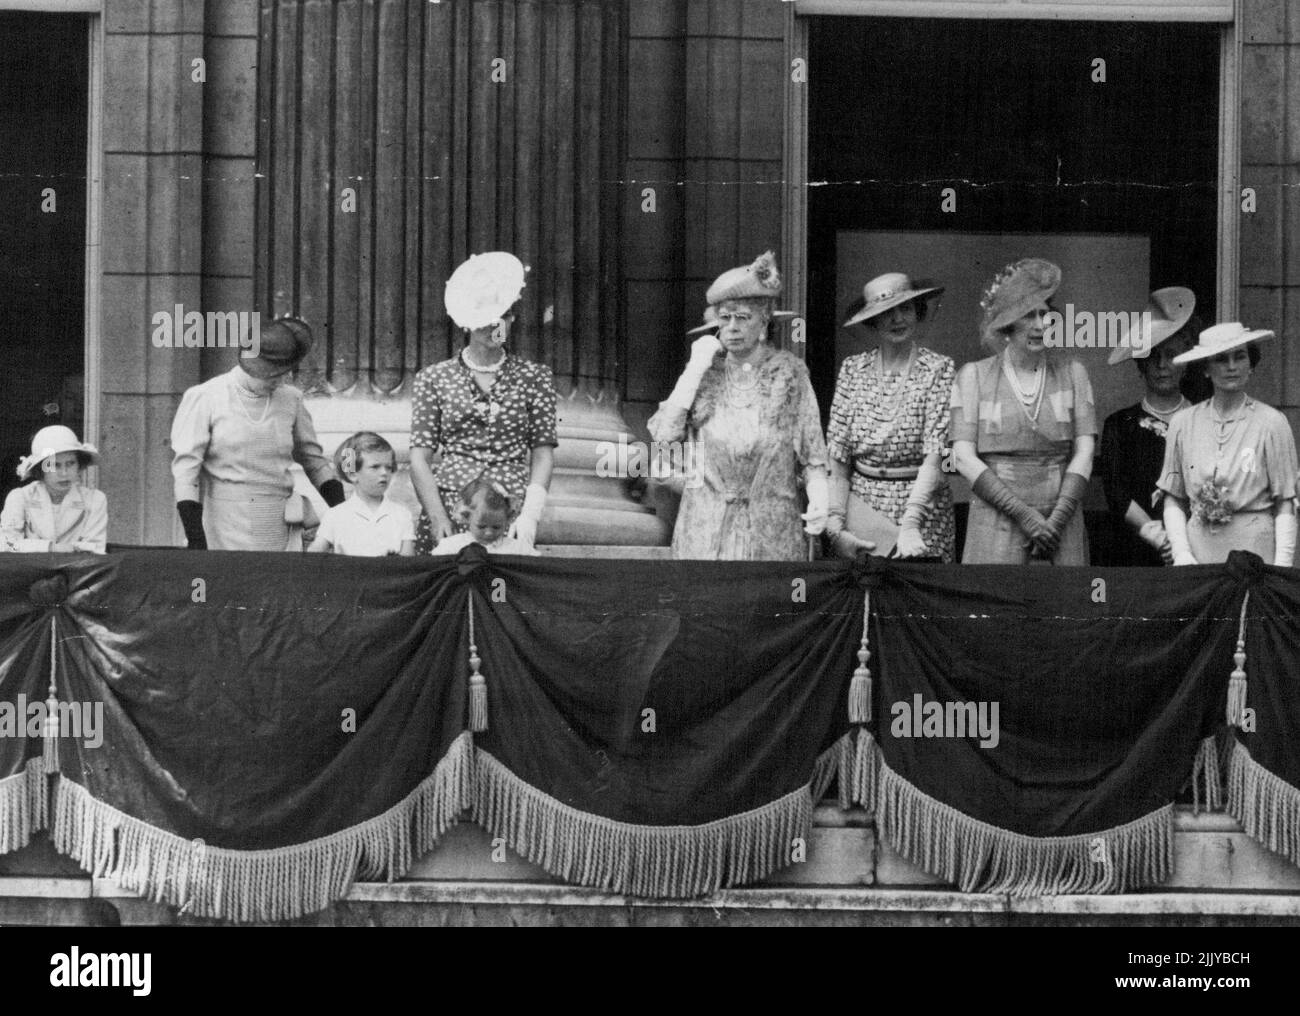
[177,501,207,550]
[1045,472,1089,538]
[971,469,1052,547]
[320,479,346,508]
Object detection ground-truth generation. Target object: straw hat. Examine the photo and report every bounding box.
[980,259,1062,339]
[444,252,528,331]
[1172,322,1274,365]
[18,425,98,481]
[1107,287,1196,365]
[844,273,943,328]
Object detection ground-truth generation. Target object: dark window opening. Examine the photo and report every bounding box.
[806,17,1221,414]
[0,12,89,499]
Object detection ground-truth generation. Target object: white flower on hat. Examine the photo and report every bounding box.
[444,252,528,331]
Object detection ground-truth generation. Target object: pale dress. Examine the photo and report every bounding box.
[648,349,827,561]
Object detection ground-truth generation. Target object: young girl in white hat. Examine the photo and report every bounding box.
[1,425,108,553]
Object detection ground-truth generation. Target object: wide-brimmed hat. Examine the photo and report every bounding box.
[18,425,99,481]
[245,316,313,377]
[706,251,784,306]
[980,258,1062,339]
[1108,287,1197,365]
[1172,322,1274,365]
[445,252,528,331]
[844,273,943,328]
[685,305,797,335]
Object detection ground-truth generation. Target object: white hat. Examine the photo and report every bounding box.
[1172,322,1274,365]
[444,252,528,331]
[18,425,99,481]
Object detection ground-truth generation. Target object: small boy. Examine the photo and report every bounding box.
[430,477,539,556]
[308,432,415,556]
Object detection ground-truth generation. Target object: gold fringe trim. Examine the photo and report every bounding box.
[858,731,1173,895]
[0,757,48,854]
[472,742,848,898]
[48,732,475,923]
[845,727,879,811]
[1191,735,1222,815]
[1226,739,1300,868]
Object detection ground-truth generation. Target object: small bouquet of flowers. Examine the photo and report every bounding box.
[1191,477,1234,530]
[1138,415,1170,439]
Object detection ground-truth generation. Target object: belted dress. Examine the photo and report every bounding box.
[826,346,957,562]
[648,347,826,561]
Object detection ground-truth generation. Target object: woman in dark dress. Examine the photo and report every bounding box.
[1098,289,1200,566]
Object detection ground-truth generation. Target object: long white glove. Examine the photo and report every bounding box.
[510,483,548,549]
[665,335,722,411]
[802,471,829,536]
[1274,510,1297,567]
[1163,498,1197,566]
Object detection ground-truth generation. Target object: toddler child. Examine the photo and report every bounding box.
[430,477,539,556]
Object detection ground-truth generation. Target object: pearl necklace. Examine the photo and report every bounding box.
[1141,396,1188,423]
[1211,397,1248,449]
[1002,353,1045,423]
[234,380,273,425]
[867,346,917,440]
[461,348,506,373]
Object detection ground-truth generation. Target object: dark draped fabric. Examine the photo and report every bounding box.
[0,549,1296,918]
[866,561,1235,833]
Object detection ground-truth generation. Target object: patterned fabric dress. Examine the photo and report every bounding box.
[825,346,956,562]
[647,348,827,561]
[409,352,558,554]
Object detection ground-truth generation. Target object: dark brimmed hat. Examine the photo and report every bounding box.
[1108,288,1197,365]
[247,316,313,376]
[844,273,943,328]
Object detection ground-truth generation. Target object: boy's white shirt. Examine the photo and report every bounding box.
[318,493,415,556]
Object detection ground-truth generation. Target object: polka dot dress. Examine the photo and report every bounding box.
[410,352,558,553]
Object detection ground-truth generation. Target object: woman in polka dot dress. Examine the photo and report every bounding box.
[826,272,956,562]
[409,252,558,554]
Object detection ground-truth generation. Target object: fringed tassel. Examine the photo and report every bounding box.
[48,732,475,923]
[848,589,872,723]
[873,754,1173,895]
[1191,735,1222,815]
[1225,739,1300,869]
[811,733,853,804]
[1226,592,1250,728]
[846,728,880,812]
[0,757,49,854]
[467,596,487,733]
[42,617,60,775]
[472,747,816,898]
